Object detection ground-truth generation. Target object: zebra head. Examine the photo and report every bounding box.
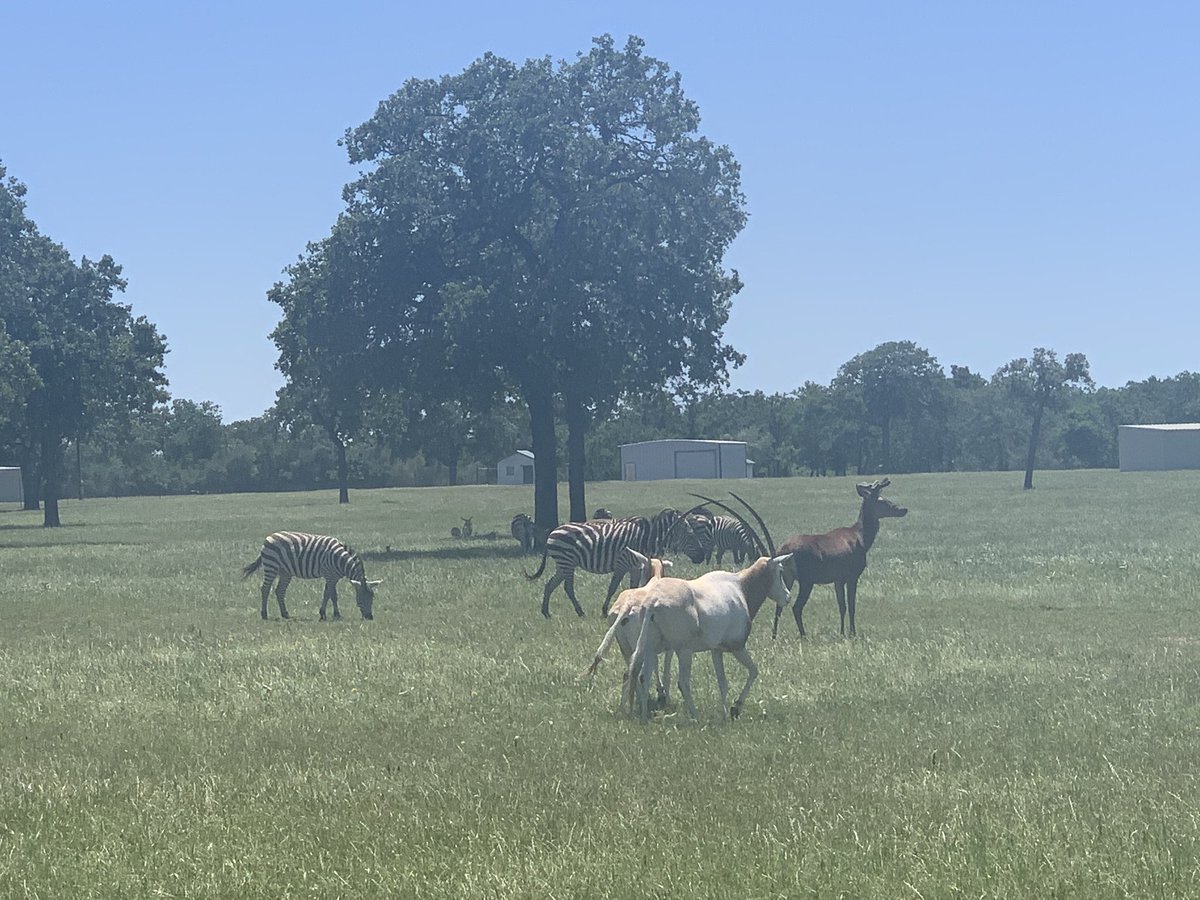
[657,507,708,564]
[349,578,382,620]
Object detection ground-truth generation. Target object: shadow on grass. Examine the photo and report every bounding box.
[361,544,538,563]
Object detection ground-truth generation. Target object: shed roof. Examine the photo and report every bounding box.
[619,439,747,448]
[1120,423,1200,431]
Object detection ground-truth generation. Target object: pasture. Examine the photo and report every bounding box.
[2,470,1199,898]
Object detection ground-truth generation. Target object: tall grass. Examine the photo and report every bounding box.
[2,470,1199,898]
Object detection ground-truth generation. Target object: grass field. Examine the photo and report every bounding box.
[2,470,1199,898]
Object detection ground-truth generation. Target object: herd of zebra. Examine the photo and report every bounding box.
[513,506,760,618]
[241,482,908,710]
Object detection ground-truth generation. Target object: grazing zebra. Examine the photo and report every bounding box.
[525,508,707,618]
[702,514,759,566]
[241,532,381,621]
[511,513,537,554]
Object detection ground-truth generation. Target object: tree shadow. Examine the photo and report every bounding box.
[361,543,536,563]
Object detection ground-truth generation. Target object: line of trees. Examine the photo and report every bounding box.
[66,347,1200,500]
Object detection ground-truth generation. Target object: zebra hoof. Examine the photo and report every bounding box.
[730,704,742,721]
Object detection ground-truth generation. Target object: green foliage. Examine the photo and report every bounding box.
[0,162,167,524]
[3,471,1200,897]
[321,34,748,523]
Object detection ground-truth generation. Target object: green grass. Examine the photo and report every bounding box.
[2,470,1200,898]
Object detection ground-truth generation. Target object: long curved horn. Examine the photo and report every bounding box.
[688,492,767,558]
[728,491,776,557]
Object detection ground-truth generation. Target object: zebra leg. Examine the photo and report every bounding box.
[563,573,585,618]
[320,577,341,621]
[541,572,566,618]
[260,576,275,620]
[601,570,626,617]
[274,575,291,620]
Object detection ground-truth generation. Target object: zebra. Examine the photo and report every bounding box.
[241,532,381,621]
[525,508,707,618]
[511,513,537,554]
[702,514,759,566]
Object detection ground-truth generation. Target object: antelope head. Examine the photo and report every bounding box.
[857,479,908,520]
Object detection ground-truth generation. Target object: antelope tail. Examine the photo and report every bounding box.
[624,609,659,716]
[585,615,624,678]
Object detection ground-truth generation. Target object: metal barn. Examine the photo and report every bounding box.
[0,467,23,504]
[619,439,751,482]
[1118,424,1200,471]
[496,450,535,485]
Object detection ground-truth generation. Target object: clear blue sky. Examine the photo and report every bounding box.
[3,2,1197,422]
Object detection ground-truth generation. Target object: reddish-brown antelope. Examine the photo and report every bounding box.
[774,478,907,638]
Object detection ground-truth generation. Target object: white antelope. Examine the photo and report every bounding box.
[624,554,792,721]
[586,550,675,706]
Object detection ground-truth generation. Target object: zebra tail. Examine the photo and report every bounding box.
[241,556,263,579]
[523,544,550,580]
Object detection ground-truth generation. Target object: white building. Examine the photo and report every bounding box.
[497,450,535,485]
[619,439,751,482]
[1118,424,1200,471]
[0,467,23,504]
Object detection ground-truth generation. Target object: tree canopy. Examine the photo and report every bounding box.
[311,34,747,526]
[0,162,167,524]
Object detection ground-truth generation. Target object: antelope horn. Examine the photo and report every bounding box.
[728,491,776,557]
[688,492,768,559]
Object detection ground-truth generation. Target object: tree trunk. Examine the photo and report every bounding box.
[41,434,62,527]
[335,438,349,504]
[447,459,459,486]
[1023,403,1044,490]
[564,395,588,523]
[881,415,892,473]
[19,446,40,511]
[526,383,559,535]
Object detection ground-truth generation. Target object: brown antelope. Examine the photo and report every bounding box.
[774,478,907,639]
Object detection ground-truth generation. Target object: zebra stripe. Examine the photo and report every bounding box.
[704,515,758,565]
[528,508,705,618]
[242,532,376,621]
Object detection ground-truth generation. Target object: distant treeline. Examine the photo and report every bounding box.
[69,358,1199,498]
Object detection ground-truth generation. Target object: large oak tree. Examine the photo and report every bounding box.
[338,35,746,529]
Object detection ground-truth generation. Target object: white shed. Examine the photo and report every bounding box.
[619,440,750,482]
[497,450,535,486]
[1118,424,1200,471]
[0,467,23,504]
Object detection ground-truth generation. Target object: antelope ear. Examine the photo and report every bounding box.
[627,549,649,566]
[349,579,363,587]
[771,554,791,568]
[367,580,382,588]
[661,559,674,570]
[856,482,872,498]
